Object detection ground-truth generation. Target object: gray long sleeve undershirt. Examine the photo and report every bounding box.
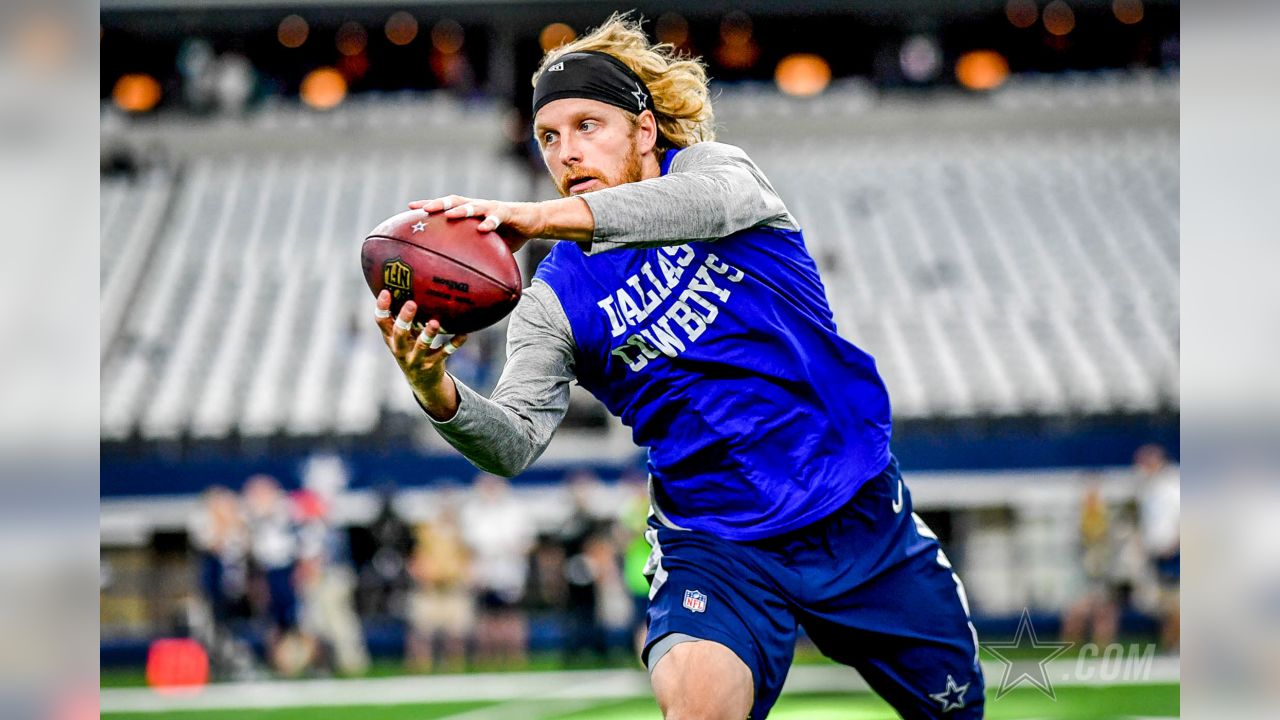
[427,141,798,477]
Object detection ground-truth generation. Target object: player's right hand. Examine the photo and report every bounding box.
[374,289,468,416]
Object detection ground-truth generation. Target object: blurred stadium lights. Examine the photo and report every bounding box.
[715,11,759,72]
[111,73,161,112]
[300,66,346,109]
[100,0,1178,111]
[336,21,368,57]
[775,53,832,97]
[276,14,308,49]
[899,34,942,83]
[211,52,255,113]
[955,49,1010,90]
[655,12,690,49]
[1044,0,1077,36]
[1113,0,1144,25]
[176,36,213,78]
[384,11,418,47]
[432,18,465,55]
[538,22,575,53]
[1005,0,1038,29]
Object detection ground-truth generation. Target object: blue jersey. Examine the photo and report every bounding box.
[535,148,892,540]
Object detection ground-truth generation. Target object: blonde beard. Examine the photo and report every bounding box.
[555,137,647,197]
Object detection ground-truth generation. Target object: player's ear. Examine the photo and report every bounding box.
[635,109,658,155]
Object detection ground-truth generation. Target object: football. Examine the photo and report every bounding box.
[361,210,522,334]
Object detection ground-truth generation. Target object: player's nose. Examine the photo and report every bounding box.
[557,135,583,165]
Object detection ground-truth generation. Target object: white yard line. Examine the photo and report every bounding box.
[100,657,1179,714]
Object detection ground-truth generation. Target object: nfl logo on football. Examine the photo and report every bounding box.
[683,589,708,613]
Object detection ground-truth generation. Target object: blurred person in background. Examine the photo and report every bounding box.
[588,529,635,660]
[406,496,474,673]
[1135,444,1180,653]
[242,473,314,675]
[293,482,369,677]
[379,14,984,718]
[460,473,534,667]
[188,485,254,679]
[358,482,415,619]
[559,471,613,664]
[618,470,654,657]
[1061,475,1121,648]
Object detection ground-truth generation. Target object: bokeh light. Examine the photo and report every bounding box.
[1006,0,1039,30]
[300,67,347,110]
[656,13,689,47]
[432,19,465,54]
[717,11,760,70]
[112,74,162,113]
[539,23,576,53]
[1113,0,1144,25]
[1043,0,1076,36]
[774,54,831,97]
[336,22,367,57]
[955,50,1010,91]
[385,12,419,46]
[277,15,308,49]
[900,35,942,82]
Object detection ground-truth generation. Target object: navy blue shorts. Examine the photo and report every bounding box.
[642,457,984,719]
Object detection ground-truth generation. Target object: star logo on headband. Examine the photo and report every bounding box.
[631,82,648,112]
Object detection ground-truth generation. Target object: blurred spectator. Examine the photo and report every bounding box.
[294,459,369,676]
[1061,475,1121,647]
[589,531,634,655]
[191,486,248,629]
[1135,444,1180,652]
[188,485,254,679]
[242,474,314,675]
[559,472,614,664]
[524,532,568,614]
[406,497,474,673]
[460,473,534,667]
[358,483,415,618]
[617,472,652,656]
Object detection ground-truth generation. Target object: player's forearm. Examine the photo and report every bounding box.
[427,379,554,477]
[424,282,575,478]
[533,196,596,243]
[578,145,790,251]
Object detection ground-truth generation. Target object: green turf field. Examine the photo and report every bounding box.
[101,682,1178,719]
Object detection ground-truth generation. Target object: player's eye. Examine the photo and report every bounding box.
[542,131,557,145]
[579,120,597,132]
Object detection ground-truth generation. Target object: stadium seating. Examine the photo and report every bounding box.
[100,73,1178,441]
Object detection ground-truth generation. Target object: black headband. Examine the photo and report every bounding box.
[532,51,655,117]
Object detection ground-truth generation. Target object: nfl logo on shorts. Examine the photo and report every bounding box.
[683,589,708,613]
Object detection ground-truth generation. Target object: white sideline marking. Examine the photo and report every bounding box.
[100,657,1179,714]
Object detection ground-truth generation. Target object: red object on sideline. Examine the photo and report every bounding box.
[145,638,209,693]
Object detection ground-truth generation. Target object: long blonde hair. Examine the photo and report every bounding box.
[531,13,716,151]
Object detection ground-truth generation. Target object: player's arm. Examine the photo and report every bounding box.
[406,142,793,252]
[575,141,798,253]
[408,281,576,477]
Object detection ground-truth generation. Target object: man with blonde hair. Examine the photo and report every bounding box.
[374,14,985,719]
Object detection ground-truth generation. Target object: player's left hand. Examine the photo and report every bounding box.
[408,195,540,253]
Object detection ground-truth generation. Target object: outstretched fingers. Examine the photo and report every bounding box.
[388,299,417,355]
[408,195,469,213]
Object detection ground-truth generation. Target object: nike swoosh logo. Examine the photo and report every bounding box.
[892,477,904,513]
